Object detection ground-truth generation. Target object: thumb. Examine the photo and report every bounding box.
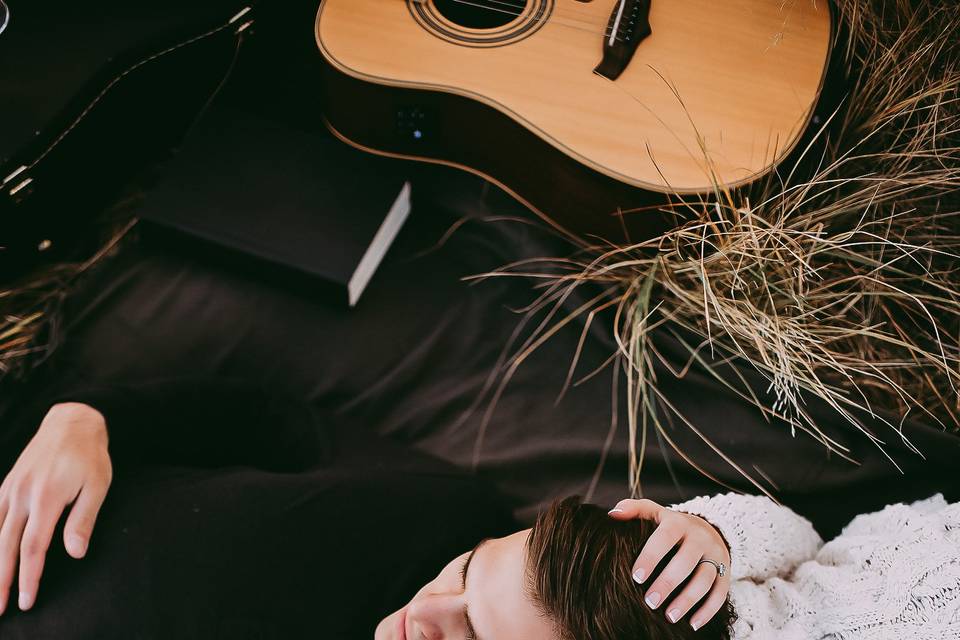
[63,482,108,559]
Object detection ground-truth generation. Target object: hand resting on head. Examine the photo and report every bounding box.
[609,497,733,629]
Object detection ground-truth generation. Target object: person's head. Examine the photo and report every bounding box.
[376,496,736,639]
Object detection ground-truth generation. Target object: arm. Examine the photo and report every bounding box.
[53,377,331,472]
[671,492,823,582]
[0,377,329,615]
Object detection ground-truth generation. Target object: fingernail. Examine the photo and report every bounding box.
[691,619,702,631]
[18,591,33,611]
[667,608,681,623]
[607,508,624,515]
[67,534,88,558]
[632,568,646,584]
[645,591,661,608]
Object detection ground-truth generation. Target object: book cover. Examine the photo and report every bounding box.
[139,107,411,306]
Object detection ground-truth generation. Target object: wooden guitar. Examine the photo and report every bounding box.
[315,0,832,239]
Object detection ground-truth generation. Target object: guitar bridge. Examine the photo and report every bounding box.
[594,0,652,81]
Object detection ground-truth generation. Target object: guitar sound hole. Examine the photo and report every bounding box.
[432,0,528,29]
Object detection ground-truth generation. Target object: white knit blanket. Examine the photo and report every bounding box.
[674,493,960,639]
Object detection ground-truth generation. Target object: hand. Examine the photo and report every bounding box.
[609,498,731,631]
[0,402,112,614]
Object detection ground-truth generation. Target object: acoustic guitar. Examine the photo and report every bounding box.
[315,0,833,240]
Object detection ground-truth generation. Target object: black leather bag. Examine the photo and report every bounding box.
[0,0,254,279]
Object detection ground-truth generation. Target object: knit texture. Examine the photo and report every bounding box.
[673,493,960,639]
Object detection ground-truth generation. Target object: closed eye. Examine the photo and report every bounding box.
[463,604,477,640]
[460,540,490,640]
[460,555,470,588]
[460,556,477,640]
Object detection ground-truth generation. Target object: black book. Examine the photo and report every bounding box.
[139,108,411,306]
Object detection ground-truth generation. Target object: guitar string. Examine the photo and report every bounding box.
[472,0,531,11]
[443,0,609,34]
[440,0,633,42]
[472,0,625,34]
[446,0,625,38]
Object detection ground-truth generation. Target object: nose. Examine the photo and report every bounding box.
[406,592,465,640]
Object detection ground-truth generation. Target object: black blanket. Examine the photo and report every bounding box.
[0,168,957,636]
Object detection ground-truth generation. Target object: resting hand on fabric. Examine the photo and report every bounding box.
[609,498,731,631]
[0,402,112,614]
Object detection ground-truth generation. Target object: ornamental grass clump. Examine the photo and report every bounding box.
[474,0,960,493]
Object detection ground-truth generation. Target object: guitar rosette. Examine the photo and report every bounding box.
[406,0,554,48]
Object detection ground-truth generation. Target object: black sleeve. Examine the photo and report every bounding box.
[51,377,332,473]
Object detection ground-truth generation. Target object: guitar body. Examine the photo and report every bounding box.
[316,0,832,239]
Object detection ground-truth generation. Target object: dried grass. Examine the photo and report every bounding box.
[0,210,137,379]
[474,0,960,494]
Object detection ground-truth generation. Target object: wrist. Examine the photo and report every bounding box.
[46,402,109,441]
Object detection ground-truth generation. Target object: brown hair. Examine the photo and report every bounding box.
[526,496,736,640]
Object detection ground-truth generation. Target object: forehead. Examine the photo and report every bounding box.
[468,530,556,640]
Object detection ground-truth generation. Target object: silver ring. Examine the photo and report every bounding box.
[698,559,726,577]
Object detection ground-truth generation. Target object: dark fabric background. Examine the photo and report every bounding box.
[5,160,956,538]
[0,111,957,640]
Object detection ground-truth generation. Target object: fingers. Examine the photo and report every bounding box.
[17,499,63,611]
[608,498,663,522]
[662,561,719,625]
[642,543,701,611]
[608,499,731,629]
[629,518,682,585]
[0,482,96,615]
[63,482,109,559]
[689,576,730,631]
[0,500,27,615]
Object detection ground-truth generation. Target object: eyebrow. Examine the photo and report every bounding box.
[461,538,491,640]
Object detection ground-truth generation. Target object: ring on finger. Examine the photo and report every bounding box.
[697,558,726,577]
